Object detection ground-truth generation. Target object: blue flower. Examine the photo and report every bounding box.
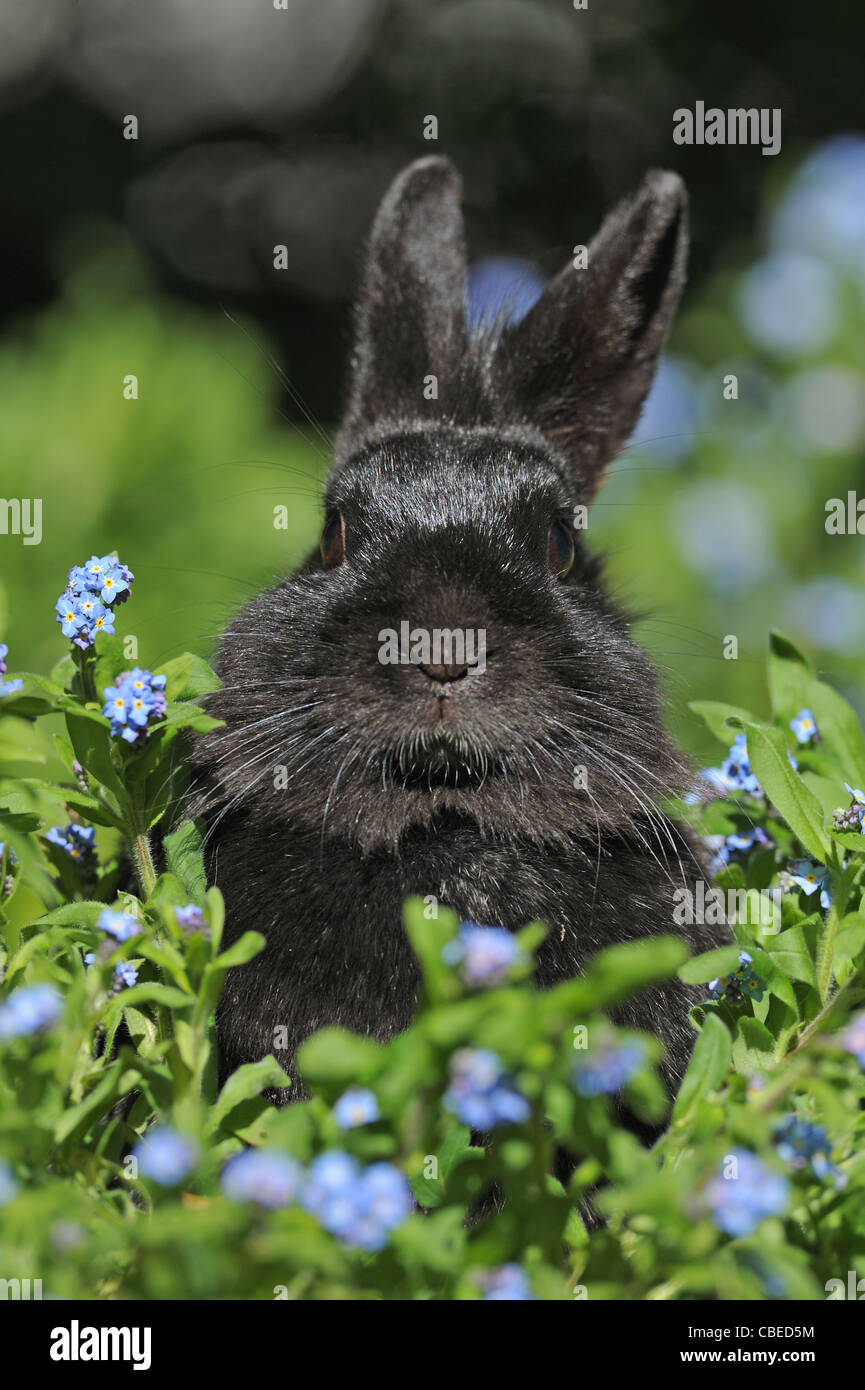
[774,1116,846,1189]
[789,858,832,910]
[55,595,84,640]
[133,1127,198,1186]
[361,1163,414,1233]
[97,908,139,942]
[0,984,63,1039]
[97,564,130,605]
[790,708,818,744]
[65,566,89,598]
[302,1150,359,1212]
[726,827,772,854]
[698,766,733,797]
[478,1264,534,1300]
[45,823,96,863]
[55,554,134,649]
[441,922,525,988]
[114,962,139,988]
[709,951,766,1004]
[721,735,761,794]
[0,1158,19,1205]
[708,825,773,875]
[221,1150,303,1209]
[0,648,18,698]
[704,1150,789,1236]
[443,1047,530,1130]
[704,734,762,798]
[844,783,865,806]
[841,1012,865,1068]
[302,1152,413,1250]
[572,1040,646,1097]
[175,904,205,930]
[333,1087,380,1129]
[102,668,167,744]
[770,137,865,280]
[738,252,838,356]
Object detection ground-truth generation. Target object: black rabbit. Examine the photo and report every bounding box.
[192,157,728,1103]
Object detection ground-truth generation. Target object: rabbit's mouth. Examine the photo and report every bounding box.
[388,734,505,791]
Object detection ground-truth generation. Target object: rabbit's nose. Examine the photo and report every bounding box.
[420,661,469,683]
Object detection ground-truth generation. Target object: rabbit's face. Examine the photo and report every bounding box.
[199,158,690,851]
[203,421,683,851]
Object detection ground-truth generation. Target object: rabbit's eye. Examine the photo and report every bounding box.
[320,511,345,569]
[548,522,575,578]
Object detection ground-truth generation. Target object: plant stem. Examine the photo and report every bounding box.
[816,903,841,1003]
[816,861,857,1002]
[128,813,158,899]
[76,647,99,706]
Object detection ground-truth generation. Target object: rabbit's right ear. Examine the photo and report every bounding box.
[341,157,468,439]
[493,170,688,497]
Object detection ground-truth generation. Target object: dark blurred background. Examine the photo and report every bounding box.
[1,0,864,760]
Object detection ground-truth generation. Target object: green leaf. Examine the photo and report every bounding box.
[582,936,691,1007]
[208,1056,291,1133]
[731,1016,777,1074]
[205,887,225,953]
[678,946,743,985]
[296,1028,383,1087]
[65,710,127,805]
[767,630,814,722]
[156,653,222,703]
[211,931,265,970]
[765,924,818,989]
[34,901,109,928]
[389,1208,466,1273]
[835,913,865,964]
[162,819,207,904]
[689,700,758,745]
[672,1013,731,1122]
[54,1061,125,1144]
[402,897,462,1002]
[103,982,194,1025]
[803,682,865,789]
[153,703,223,735]
[93,634,134,695]
[744,723,830,861]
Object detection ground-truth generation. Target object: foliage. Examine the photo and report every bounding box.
[1,574,864,1300]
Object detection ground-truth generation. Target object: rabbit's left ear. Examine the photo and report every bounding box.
[493,170,688,496]
[341,157,468,438]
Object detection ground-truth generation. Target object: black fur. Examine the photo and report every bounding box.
[191,158,728,1102]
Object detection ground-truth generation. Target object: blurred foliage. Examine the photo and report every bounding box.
[0,220,325,679]
[594,137,865,766]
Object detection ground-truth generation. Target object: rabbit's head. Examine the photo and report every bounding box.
[200,158,690,852]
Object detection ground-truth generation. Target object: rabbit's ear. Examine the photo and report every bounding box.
[342,156,468,435]
[494,170,688,495]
